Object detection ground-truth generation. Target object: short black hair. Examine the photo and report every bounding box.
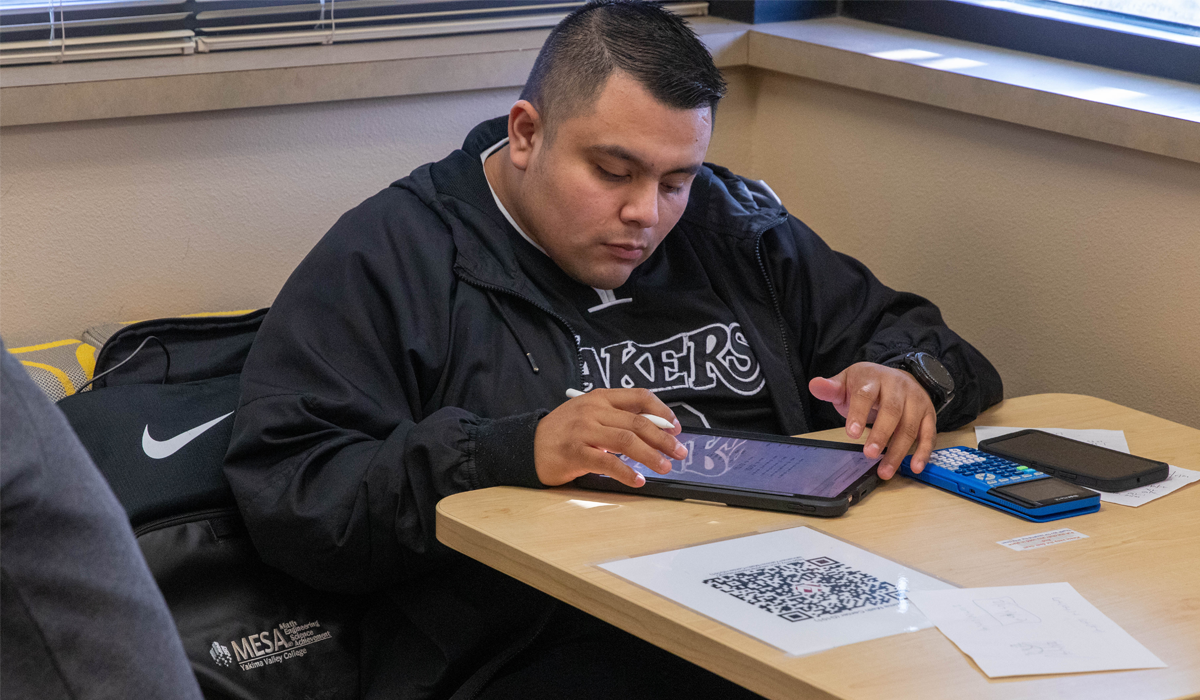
[520,0,727,133]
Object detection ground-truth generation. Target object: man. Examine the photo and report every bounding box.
[226,1,1003,697]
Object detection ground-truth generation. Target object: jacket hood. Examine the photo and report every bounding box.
[393,116,788,293]
[682,162,788,239]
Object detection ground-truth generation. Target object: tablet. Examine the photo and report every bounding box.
[574,428,881,517]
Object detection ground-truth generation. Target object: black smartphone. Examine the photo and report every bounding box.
[977,429,1168,492]
[574,428,881,517]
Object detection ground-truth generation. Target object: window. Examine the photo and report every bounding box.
[841,0,1200,84]
[0,0,708,64]
[1053,0,1200,28]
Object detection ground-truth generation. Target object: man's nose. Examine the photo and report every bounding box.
[620,182,659,229]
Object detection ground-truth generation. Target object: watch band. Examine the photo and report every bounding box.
[897,352,955,415]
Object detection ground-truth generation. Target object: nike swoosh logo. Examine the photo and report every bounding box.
[142,411,234,460]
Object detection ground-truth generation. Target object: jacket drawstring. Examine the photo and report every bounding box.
[486,290,540,374]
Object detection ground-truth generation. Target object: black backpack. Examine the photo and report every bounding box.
[57,311,364,700]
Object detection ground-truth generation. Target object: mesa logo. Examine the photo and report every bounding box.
[209,642,232,667]
[213,619,333,672]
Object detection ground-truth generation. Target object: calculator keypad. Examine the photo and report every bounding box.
[925,447,1045,489]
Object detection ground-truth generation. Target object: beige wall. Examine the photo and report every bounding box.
[0,68,755,343]
[745,71,1200,428]
[0,87,523,345]
[2,66,1197,427]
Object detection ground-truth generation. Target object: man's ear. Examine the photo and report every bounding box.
[507,100,542,172]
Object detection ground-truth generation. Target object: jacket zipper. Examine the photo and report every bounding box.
[754,227,810,433]
[464,277,585,388]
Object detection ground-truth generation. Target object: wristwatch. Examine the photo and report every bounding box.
[896,351,955,414]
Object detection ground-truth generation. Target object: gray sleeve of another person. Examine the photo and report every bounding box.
[0,342,203,700]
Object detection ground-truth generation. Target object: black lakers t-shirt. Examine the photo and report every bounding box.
[508,230,782,435]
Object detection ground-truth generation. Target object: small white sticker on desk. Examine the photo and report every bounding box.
[598,527,953,656]
[907,583,1166,677]
[998,528,1088,551]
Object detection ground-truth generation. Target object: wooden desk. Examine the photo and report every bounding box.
[437,395,1200,700]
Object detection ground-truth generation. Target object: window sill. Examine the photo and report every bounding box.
[2,15,1196,164]
[0,17,749,127]
[748,17,1200,164]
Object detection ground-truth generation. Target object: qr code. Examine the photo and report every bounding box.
[703,557,901,622]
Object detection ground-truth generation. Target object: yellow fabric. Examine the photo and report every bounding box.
[9,338,95,401]
[13,309,259,401]
[19,361,76,397]
[180,310,257,318]
[9,339,81,353]
[120,310,257,324]
[76,342,96,380]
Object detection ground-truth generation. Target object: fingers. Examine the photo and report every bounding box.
[592,421,680,475]
[863,388,905,462]
[535,388,688,487]
[843,375,880,440]
[807,374,846,409]
[572,446,649,489]
[603,388,681,435]
[584,390,687,461]
[908,412,937,475]
[821,363,939,480]
[872,394,928,479]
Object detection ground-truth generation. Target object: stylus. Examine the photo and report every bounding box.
[564,388,675,430]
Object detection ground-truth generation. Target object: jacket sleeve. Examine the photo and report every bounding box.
[763,216,1003,431]
[224,188,545,595]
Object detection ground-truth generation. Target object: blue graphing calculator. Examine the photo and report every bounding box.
[900,446,1100,522]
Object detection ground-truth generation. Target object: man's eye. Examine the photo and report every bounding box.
[596,166,628,182]
[661,182,684,195]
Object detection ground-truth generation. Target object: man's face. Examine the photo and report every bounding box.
[514,72,713,290]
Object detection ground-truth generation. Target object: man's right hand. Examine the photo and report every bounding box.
[534,388,687,488]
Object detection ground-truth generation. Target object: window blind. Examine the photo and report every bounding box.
[0,0,708,64]
[0,0,194,63]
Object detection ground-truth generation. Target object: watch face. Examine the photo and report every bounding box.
[916,353,954,392]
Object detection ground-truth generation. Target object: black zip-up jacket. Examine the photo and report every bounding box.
[225,116,1002,698]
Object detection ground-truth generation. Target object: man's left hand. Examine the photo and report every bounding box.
[808,362,936,480]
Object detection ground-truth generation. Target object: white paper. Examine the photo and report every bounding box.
[907,583,1166,677]
[974,426,1130,453]
[997,528,1088,551]
[1100,465,1200,507]
[975,427,1197,506]
[598,527,953,656]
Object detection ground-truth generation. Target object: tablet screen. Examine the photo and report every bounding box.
[618,432,878,499]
